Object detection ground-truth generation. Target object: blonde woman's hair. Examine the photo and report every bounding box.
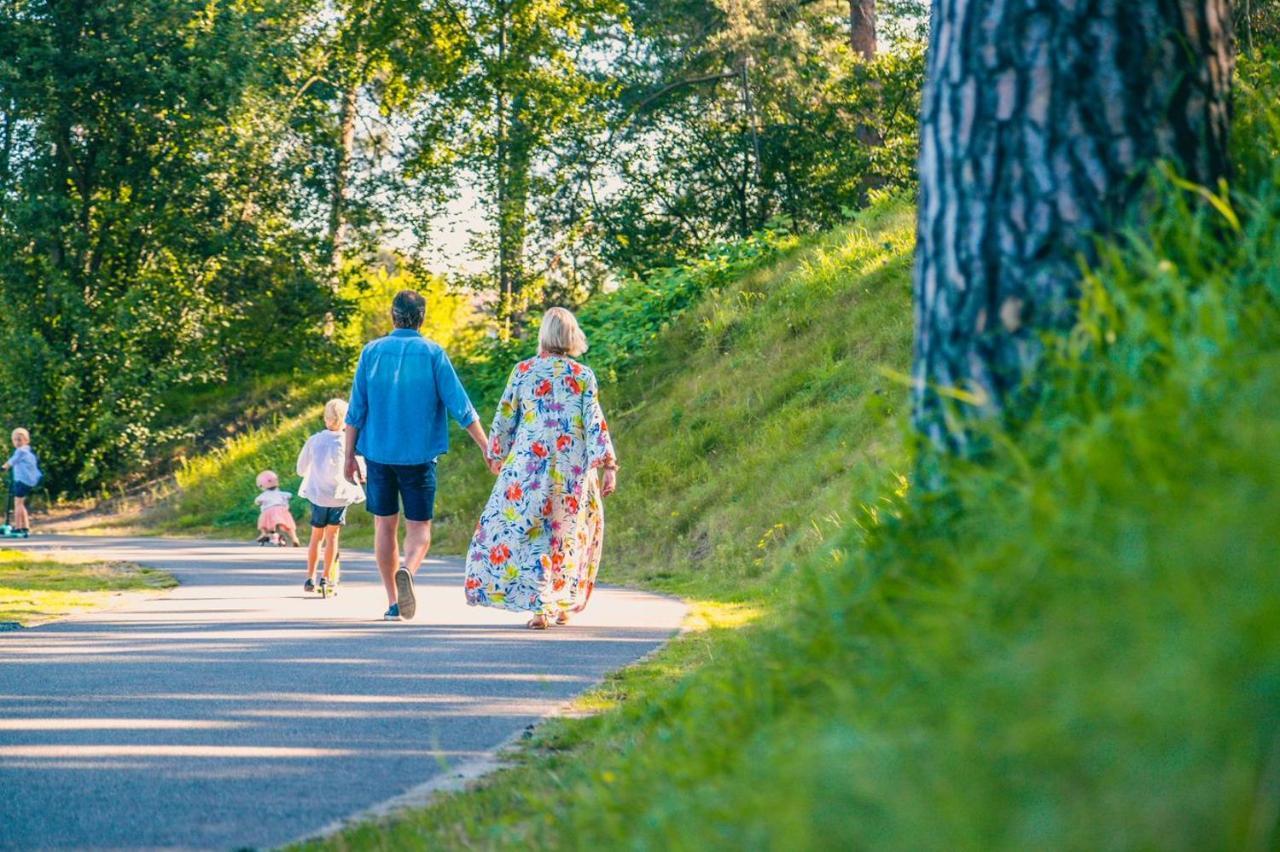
[323,398,348,429]
[538,307,588,357]
[11,428,29,444]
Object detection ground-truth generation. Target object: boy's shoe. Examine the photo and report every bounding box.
[394,568,416,620]
[383,603,402,621]
[303,578,315,593]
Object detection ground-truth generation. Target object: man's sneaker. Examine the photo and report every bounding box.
[394,568,417,620]
[383,603,402,621]
[303,578,316,593]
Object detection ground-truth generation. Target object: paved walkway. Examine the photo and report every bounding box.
[0,536,685,849]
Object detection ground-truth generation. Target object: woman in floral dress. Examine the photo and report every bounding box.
[465,308,618,629]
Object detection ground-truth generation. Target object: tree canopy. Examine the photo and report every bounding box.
[0,0,927,492]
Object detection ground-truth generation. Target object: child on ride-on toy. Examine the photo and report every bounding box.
[254,470,301,547]
[296,398,365,594]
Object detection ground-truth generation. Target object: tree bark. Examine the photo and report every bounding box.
[911,0,1233,458]
[849,0,876,60]
[497,123,531,324]
[326,76,359,279]
[493,1,523,328]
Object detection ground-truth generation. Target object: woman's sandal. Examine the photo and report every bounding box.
[555,612,570,626]
[526,614,550,630]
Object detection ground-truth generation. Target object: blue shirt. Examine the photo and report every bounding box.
[345,329,478,465]
[6,446,41,487]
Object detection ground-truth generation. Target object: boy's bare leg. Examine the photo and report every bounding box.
[305,527,321,579]
[373,514,400,605]
[14,497,27,530]
[322,526,340,582]
[402,520,432,575]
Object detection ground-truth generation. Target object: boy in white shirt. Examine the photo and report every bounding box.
[2,427,42,535]
[297,398,365,593]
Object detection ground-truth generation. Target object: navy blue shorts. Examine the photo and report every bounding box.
[309,503,347,528]
[364,460,437,522]
[12,481,32,498]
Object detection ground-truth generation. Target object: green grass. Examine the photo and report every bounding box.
[0,549,177,625]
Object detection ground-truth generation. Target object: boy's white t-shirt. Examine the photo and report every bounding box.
[254,489,292,510]
[296,429,366,508]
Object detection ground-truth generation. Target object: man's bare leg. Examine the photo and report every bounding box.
[373,513,400,606]
[393,520,431,620]
[402,520,433,575]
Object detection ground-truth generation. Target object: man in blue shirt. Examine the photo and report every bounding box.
[344,290,497,621]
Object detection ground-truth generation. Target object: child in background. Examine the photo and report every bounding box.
[254,470,300,546]
[296,398,365,593]
[2,428,42,535]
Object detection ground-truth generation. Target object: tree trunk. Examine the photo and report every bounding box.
[848,0,876,61]
[497,128,531,324]
[1240,0,1254,54]
[911,0,1233,458]
[326,77,359,279]
[0,102,14,226]
[493,2,523,329]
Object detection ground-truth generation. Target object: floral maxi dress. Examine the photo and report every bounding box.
[465,355,617,616]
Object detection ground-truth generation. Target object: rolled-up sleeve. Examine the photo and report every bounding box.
[488,367,521,460]
[346,350,369,429]
[295,435,313,477]
[434,350,478,428]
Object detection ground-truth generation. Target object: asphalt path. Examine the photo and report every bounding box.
[0,535,685,849]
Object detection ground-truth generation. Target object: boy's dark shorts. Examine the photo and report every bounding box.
[12,481,32,498]
[364,459,437,522]
[308,503,348,528]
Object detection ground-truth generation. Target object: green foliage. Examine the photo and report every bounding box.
[404,0,627,311]
[0,0,931,497]
[0,0,345,493]
[585,0,927,273]
[338,255,483,354]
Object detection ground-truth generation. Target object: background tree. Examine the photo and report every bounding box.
[910,0,1234,459]
[580,0,927,273]
[404,0,625,325]
[1237,0,1280,55]
[0,0,342,490]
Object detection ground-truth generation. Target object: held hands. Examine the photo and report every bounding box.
[485,453,503,476]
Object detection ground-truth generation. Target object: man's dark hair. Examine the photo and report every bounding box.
[391,289,426,329]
